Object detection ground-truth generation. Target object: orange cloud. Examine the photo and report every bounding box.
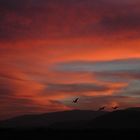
[0,0,140,119]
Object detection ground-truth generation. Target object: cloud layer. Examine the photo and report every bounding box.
[0,0,140,120]
[0,0,140,41]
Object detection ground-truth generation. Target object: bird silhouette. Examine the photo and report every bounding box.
[112,106,119,110]
[98,106,106,111]
[73,98,79,103]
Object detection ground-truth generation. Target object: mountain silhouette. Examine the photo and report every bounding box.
[86,109,140,129]
[45,109,140,130]
[0,108,140,130]
[0,110,106,129]
[126,107,140,111]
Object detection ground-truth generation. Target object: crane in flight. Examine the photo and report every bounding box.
[112,106,119,110]
[98,106,106,111]
[73,98,79,103]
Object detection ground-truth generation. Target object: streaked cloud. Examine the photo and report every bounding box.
[0,0,140,119]
[54,59,140,72]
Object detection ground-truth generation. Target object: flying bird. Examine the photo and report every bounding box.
[98,106,106,111]
[112,106,119,110]
[73,98,79,103]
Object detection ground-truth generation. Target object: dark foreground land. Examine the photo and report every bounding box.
[0,128,140,139]
[1,108,140,137]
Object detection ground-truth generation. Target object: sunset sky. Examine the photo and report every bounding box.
[0,0,140,120]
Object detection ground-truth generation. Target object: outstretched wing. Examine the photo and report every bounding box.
[98,106,105,111]
[101,106,105,110]
[75,98,79,102]
[113,106,119,109]
[73,98,79,103]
